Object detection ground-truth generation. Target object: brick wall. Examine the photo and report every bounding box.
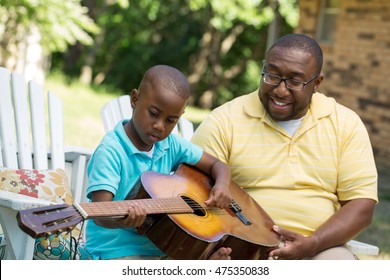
[296,0,390,170]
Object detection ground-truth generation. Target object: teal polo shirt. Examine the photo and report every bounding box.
[85,120,203,259]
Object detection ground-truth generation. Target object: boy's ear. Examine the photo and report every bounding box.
[130,89,139,109]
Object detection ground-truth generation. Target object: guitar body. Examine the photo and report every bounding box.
[134,164,280,260]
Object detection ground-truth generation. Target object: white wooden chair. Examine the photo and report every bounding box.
[0,67,92,259]
[101,95,194,140]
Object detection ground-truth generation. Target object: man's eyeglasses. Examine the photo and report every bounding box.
[261,63,320,91]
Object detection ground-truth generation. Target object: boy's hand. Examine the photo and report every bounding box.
[194,153,232,209]
[116,203,147,228]
[208,247,232,260]
[205,183,232,209]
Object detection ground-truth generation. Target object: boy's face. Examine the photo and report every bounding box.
[129,82,187,151]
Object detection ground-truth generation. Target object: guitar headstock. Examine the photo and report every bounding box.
[17,203,84,238]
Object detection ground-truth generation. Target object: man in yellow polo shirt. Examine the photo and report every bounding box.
[191,33,378,260]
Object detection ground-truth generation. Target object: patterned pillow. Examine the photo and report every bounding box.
[0,168,73,204]
[0,168,90,260]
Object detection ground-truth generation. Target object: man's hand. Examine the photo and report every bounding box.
[268,225,317,260]
[208,247,232,260]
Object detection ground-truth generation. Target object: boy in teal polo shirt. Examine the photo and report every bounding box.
[85,65,232,260]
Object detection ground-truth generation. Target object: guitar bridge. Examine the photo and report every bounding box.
[230,200,252,225]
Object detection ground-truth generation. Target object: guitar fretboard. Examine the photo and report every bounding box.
[76,197,194,219]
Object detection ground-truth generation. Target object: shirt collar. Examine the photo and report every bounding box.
[114,119,170,158]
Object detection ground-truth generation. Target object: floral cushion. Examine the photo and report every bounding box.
[0,168,73,204]
[0,168,90,260]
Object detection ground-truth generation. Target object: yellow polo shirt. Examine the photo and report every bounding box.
[192,91,378,236]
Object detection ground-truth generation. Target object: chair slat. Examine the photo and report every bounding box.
[172,123,179,135]
[11,73,33,169]
[101,100,120,131]
[118,95,133,120]
[178,117,194,140]
[101,105,113,132]
[0,68,18,168]
[110,99,123,126]
[48,92,64,169]
[28,81,48,169]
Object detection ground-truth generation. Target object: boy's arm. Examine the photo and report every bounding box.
[91,190,146,229]
[193,152,232,209]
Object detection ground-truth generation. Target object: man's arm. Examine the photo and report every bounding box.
[310,198,375,252]
[269,198,376,259]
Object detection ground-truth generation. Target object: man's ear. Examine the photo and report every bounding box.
[313,74,324,93]
[130,89,139,109]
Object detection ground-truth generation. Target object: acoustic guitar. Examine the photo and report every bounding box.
[17,164,281,259]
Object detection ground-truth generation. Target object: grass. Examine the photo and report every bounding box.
[46,73,390,260]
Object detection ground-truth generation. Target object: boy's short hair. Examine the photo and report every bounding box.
[140,65,191,99]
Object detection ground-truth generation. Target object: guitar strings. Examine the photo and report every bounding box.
[42,213,83,228]
[52,201,232,217]
[69,221,86,260]
[43,197,242,219]
[87,200,232,213]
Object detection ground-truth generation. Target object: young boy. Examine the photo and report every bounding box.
[85,65,232,260]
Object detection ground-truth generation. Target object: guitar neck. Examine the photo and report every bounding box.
[75,197,194,219]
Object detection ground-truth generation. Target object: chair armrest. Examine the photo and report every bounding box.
[347,239,379,256]
[64,145,93,162]
[64,145,93,204]
[0,190,53,211]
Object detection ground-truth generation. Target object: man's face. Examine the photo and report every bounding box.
[259,46,323,121]
[130,83,187,151]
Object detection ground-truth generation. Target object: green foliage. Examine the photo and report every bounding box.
[278,0,300,26]
[0,0,99,54]
[51,0,298,108]
[189,0,274,30]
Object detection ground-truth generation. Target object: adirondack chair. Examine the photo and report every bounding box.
[0,67,92,259]
[101,95,195,140]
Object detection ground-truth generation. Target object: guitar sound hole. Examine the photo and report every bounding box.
[181,196,206,217]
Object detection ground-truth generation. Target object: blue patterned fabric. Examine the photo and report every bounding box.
[0,232,91,260]
[0,233,6,259]
[34,234,91,260]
